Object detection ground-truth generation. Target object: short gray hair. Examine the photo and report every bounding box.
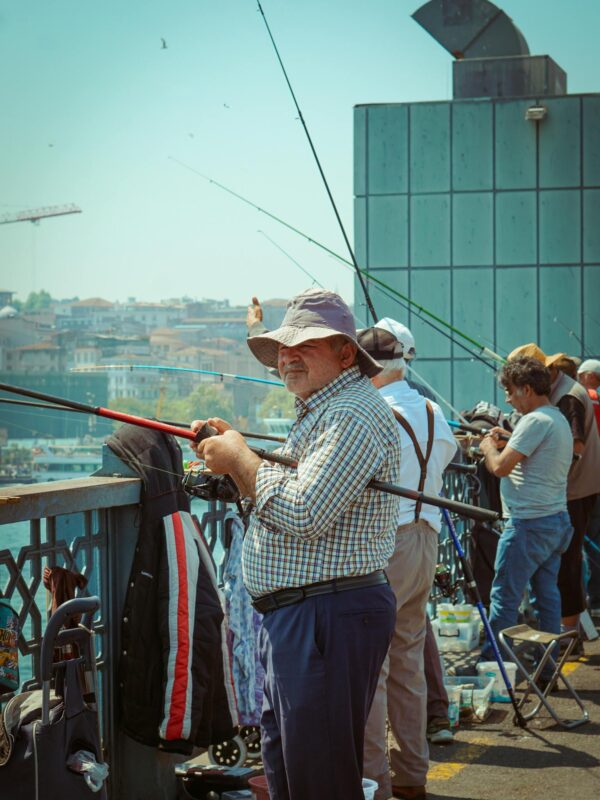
[378,356,406,380]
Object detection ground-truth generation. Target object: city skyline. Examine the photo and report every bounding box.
[1,0,599,310]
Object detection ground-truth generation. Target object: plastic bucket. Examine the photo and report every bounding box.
[248,776,270,800]
[437,603,474,623]
[362,778,378,800]
[476,661,517,702]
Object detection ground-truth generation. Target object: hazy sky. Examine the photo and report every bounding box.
[1,0,599,308]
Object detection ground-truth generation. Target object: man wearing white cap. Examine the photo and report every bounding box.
[578,358,600,614]
[193,288,402,800]
[359,318,457,800]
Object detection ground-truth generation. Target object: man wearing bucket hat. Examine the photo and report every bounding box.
[358,318,457,800]
[193,288,402,800]
[508,344,600,647]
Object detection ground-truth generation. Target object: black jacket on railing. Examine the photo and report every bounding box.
[107,425,236,754]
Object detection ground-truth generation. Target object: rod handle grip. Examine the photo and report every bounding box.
[193,423,218,444]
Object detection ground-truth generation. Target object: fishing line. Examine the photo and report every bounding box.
[170,159,505,366]
[255,232,480,416]
[254,0,376,322]
[257,227,497,371]
[552,316,592,357]
[257,230,324,289]
[405,365,468,423]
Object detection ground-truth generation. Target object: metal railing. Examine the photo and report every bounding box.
[0,457,482,796]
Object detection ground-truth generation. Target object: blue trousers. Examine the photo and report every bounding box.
[481,511,573,663]
[258,584,396,800]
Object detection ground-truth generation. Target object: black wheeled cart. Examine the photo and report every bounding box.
[0,596,107,799]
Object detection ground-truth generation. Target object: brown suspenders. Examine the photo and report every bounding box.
[392,400,435,521]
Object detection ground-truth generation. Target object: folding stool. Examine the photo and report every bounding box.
[499,624,589,729]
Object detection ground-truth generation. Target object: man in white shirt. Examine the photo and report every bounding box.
[359,318,457,800]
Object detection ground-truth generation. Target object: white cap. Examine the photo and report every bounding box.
[577,358,600,375]
[374,317,416,361]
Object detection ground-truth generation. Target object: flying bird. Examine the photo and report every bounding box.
[161,38,167,49]
[223,103,230,109]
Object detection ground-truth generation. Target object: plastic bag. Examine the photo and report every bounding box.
[66,749,109,793]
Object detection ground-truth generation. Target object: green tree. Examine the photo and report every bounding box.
[23,290,53,312]
[258,387,295,420]
[162,385,234,425]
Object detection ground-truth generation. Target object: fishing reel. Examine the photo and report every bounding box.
[183,464,241,504]
[433,563,462,601]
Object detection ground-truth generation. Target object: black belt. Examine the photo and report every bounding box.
[252,570,389,614]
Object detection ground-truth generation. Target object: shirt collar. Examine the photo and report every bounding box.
[294,366,362,418]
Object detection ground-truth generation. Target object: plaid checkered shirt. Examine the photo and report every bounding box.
[242,366,403,597]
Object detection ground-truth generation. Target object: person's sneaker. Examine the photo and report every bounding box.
[426,717,454,745]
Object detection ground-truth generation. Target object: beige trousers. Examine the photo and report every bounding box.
[363,519,438,799]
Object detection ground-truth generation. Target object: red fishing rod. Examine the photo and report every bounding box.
[0,382,203,443]
[0,382,496,522]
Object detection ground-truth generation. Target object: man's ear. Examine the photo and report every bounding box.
[339,341,358,368]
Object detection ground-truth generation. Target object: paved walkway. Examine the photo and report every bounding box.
[424,636,600,800]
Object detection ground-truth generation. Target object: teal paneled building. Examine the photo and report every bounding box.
[354,2,600,412]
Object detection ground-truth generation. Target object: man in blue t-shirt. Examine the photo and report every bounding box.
[479,357,574,671]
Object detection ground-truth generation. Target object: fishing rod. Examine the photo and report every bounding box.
[0,381,497,522]
[254,0,505,366]
[0,396,473,471]
[448,419,511,441]
[170,159,504,367]
[0,396,285,445]
[71,364,284,388]
[258,222,495,376]
[440,506,527,728]
[258,227,497,372]
[255,0,375,322]
[256,231,481,417]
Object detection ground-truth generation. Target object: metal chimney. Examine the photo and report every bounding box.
[412,0,567,99]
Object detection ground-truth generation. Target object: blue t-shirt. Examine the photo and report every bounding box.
[501,405,572,519]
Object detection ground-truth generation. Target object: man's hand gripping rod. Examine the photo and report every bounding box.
[196,424,498,524]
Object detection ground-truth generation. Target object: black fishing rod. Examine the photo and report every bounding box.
[448,419,511,441]
[0,382,497,522]
[255,0,377,323]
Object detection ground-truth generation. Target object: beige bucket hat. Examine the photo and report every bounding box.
[247,288,384,378]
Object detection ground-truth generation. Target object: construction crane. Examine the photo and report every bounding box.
[0,204,82,226]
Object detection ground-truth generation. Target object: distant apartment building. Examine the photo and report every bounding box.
[55,298,118,331]
[6,342,65,373]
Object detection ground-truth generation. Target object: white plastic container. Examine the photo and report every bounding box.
[444,675,495,720]
[476,661,518,703]
[362,778,378,800]
[432,617,480,652]
[437,603,475,624]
